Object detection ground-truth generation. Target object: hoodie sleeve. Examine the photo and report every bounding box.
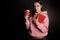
[25,18,30,29]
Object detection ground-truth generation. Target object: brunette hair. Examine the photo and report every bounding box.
[33,0,43,5]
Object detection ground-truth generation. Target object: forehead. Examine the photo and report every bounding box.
[34,2,40,5]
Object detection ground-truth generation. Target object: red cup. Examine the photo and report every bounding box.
[25,10,30,17]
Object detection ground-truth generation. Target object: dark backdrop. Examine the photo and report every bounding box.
[7,0,60,40]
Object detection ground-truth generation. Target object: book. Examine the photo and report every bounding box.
[38,13,46,23]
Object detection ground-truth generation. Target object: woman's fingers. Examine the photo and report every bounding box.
[24,16,29,20]
[25,10,30,12]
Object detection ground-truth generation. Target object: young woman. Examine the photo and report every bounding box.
[24,0,49,40]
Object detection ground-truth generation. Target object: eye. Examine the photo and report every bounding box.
[37,5,39,7]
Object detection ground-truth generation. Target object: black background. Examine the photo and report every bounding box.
[3,0,60,40]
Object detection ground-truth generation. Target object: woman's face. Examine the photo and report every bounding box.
[34,2,42,12]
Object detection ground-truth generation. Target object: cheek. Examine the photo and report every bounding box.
[36,7,40,10]
[37,7,40,9]
[34,6,41,10]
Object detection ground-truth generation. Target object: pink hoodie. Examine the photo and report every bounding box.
[25,11,49,39]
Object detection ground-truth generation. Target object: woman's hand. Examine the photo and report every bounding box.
[32,16,38,26]
[32,13,39,25]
